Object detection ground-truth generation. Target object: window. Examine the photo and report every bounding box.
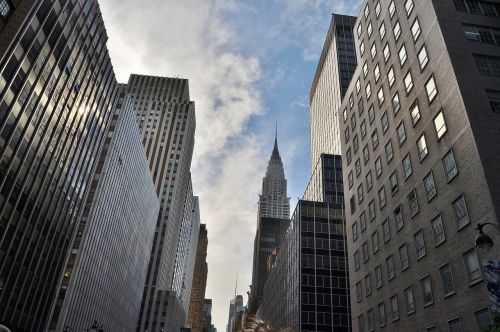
[358,184,364,203]
[426,75,438,102]
[369,200,376,221]
[409,100,421,126]
[375,265,383,289]
[381,111,389,133]
[389,0,396,18]
[474,54,500,77]
[402,153,413,179]
[378,302,386,327]
[372,231,379,253]
[351,114,357,130]
[475,308,492,332]
[487,89,500,113]
[364,4,370,18]
[348,171,354,189]
[431,214,446,246]
[390,295,400,321]
[379,186,386,208]
[416,134,428,161]
[363,145,370,164]
[423,172,437,201]
[434,110,447,139]
[343,108,348,122]
[372,130,379,148]
[367,309,374,331]
[463,248,482,283]
[378,87,385,105]
[439,263,456,296]
[371,43,377,59]
[389,172,398,195]
[366,171,373,191]
[405,0,414,16]
[354,250,360,270]
[418,45,429,70]
[393,21,402,41]
[362,241,369,263]
[363,61,368,77]
[386,255,395,280]
[356,78,361,94]
[392,93,400,114]
[361,120,367,138]
[366,82,372,99]
[394,206,404,231]
[382,219,391,242]
[354,134,359,152]
[442,150,458,182]
[360,212,367,232]
[411,18,421,41]
[353,221,359,241]
[399,44,408,66]
[404,286,415,314]
[448,318,464,332]
[360,41,366,55]
[388,67,395,87]
[357,23,362,38]
[347,147,352,165]
[358,315,365,332]
[374,64,381,82]
[397,121,406,145]
[368,21,373,38]
[383,43,391,62]
[399,243,409,270]
[368,104,375,123]
[345,127,350,143]
[408,189,419,217]
[421,275,434,306]
[379,22,386,40]
[404,70,414,94]
[385,141,393,163]
[358,100,365,115]
[375,1,381,17]
[453,195,470,229]
[355,159,362,177]
[375,156,382,178]
[356,281,363,302]
[414,230,426,259]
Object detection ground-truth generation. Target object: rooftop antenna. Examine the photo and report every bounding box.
[232,272,238,332]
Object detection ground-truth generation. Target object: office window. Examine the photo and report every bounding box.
[392,92,400,114]
[442,150,458,182]
[405,0,414,16]
[356,159,362,177]
[399,243,409,270]
[410,100,421,126]
[421,275,434,306]
[375,156,382,178]
[423,172,437,201]
[372,130,379,148]
[404,70,414,94]
[355,250,360,270]
[381,111,389,133]
[475,308,492,332]
[431,214,446,246]
[416,134,428,161]
[363,145,370,164]
[383,42,391,62]
[397,121,406,145]
[387,255,395,280]
[404,286,415,314]
[393,21,402,41]
[369,200,376,221]
[368,21,373,38]
[487,89,500,113]
[408,189,419,217]
[414,230,426,259]
[351,114,357,130]
[363,61,368,77]
[394,206,404,231]
[367,309,374,331]
[375,265,383,289]
[361,120,367,138]
[348,171,354,189]
[399,44,408,66]
[347,148,352,165]
[452,195,470,229]
[439,263,455,296]
[358,184,364,203]
[374,63,381,82]
[391,295,400,321]
[361,41,366,55]
[351,196,356,214]
[388,67,395,87]
[382,219,391,242]
[356,281,363,302]
[368,104,375,123]
[463,248,482,283]
[356,78,361,94]
[345,127,350,143]
[375,1,381,17]
[371,43,377,59]
[379,22,386,40]
[358,315,365,332]
[366,82,372,99]
[434,110,447,139]
[411,18,421,41]
[418,45,429,70]
[385,141,393,163]
[378,302,386,327]
[344,108,348,122]
[402,153,413,179]
[372,231,379,253]
[358,100,365,115]
[448,318,463,332]
[389,0,396,18]
[366,171,373,191]
[389,172,398,195]
[364,3,370,18]
[474,54,500,77]
[357,23,363,38]
[360,212,367,232]
[378,87,385,105]
[354,134,359,152]
[426,75,438,102]
[362,241,369,263]
[379,186,386,208]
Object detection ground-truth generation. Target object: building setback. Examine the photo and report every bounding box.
[0,1,117,330]
[339,0,500,331]
[49,87,159,331]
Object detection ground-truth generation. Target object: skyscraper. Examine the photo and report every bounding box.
[123,75,196,331]
[49,87,159,331]
[226,295,244,332]
[188,224,209,332]
[0,1,117,330]
[249,136,290,313]
[339,0,500,330]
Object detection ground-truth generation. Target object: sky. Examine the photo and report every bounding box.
[99,0,360,329]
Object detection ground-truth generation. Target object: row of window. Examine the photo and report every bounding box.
[454,0,500,18]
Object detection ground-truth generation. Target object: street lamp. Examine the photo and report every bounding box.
[474,223,500,251]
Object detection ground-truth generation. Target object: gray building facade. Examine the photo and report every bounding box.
[338,0,500,331]
[0,0,117,330]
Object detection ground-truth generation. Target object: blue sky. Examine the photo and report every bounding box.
[100,0,360,329]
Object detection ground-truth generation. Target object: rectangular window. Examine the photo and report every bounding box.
[365,273,372,296]
[364,4,370,18]
[392,92,400,114]
[375,265,383,289]
[371,43,377,59]
[368,104,375,123]
[369,200,376,221]
[394,206,404,231]
[399,44,408,66]
[366,82,372,99]
[361,120,367,138]
[433,110,447,139]
[358,315,365,332]
[379,186,386,208]
[378,302,386,327]
[448,318,463,332]
[363,145,370,164]
[351,114,357,130]
[391,295,400,321]
[357,23,362,38]
[426,75,438,102]
[421,275,434,306]
[355,159,361,176]
[354,250,360,270]
[367,309,374,331]
[381,111,389,133]
[360,212,367,232]
[368,21,373,38]
[411,18,421,41]
[358,100,365,115]
[375,1,381,17]
[372,130,379,148]
[366,171,373,191]
[404,286,415,314]
[347,148,352,165]
[473,54,500,77]
[399,243,410,270]
[408,189,419,217]
[375,156,382,178]
[463,248,482,283]
[393,21,402,40]
[378,86,385,105]
[423,172,437,201]
[439,263,456,296]
[397,121,406,145]
[382,219,391,242]
[356,281,363,302]
[379,22,386,40]
[404,70,414,94]
[475,308,492,332]
[372,231,379,253]
[363,61,368,77]
[418,45,429,70]
[385,141,393,163]
[353,221,359,241]
[362,241,369,262]
[402,153,413,179]
[414,230,426,259]
[416,134,428,161]
[348,171,354,188]
[431,214,446,246]
[354,134,359,152]
[361,41,366,55]
[383,43,391,62]
[405,0,414,16]
[389,0,395,18]
[442,150,458,182]
[410,100,421,126]
[356,78,361,94]
[387,255,395,280]
[389,172,398,195]
[345,127,350,143]
[487,89,500,113]
[387,67,395,87]
[453,195,470,229]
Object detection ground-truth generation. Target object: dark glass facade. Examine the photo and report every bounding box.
[0,0,117,330]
